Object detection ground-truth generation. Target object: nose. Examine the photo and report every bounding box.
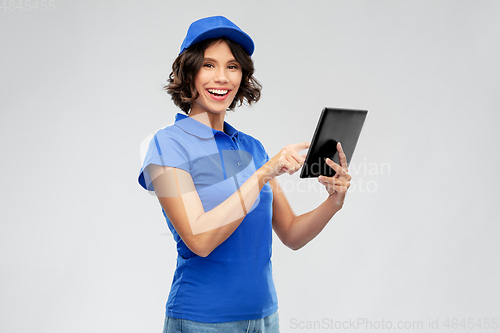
[214,68,229,83]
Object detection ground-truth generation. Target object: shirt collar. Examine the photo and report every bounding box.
[174,113,240,139]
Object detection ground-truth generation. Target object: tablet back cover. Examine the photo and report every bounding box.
[300,107,367,178]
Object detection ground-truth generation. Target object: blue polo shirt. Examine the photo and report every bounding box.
[138,112,278,322]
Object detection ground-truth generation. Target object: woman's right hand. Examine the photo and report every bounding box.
[261,142,310,181]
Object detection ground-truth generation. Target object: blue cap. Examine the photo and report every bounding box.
[179,16,254,56]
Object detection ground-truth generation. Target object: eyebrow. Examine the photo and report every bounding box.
[203,57,239,63]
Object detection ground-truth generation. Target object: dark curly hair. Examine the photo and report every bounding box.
[164,37,262,114]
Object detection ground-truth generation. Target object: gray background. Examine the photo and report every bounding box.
[1,1,499,332]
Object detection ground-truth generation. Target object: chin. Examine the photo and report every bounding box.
[206,102,232,113]
[209,107,228,114]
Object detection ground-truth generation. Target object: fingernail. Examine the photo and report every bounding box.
[318,176,324,181]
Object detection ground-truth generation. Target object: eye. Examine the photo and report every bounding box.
[228,64,239,70]
[203,63,214,68]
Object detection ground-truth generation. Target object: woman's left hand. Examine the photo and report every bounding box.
[318,142,351,209]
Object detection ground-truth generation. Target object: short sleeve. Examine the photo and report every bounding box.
[255,138,270,164]
[138,130,190,191]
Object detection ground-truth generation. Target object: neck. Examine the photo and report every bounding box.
[188,108,226,132]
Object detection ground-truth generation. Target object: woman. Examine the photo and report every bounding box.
[138,16,351,333]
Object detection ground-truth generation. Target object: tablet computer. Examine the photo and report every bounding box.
[300,107,368,178]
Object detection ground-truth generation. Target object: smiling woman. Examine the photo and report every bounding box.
[191,41,242,116]
[165,36,261,115]
[138,15,351,333]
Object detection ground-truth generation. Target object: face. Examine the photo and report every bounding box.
[191,40,242,115]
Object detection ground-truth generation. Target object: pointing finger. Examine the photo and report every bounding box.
[291,141,310,152]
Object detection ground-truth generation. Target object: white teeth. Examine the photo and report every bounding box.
[208,89,228,95]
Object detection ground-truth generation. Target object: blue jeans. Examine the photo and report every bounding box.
[162,311,279,333]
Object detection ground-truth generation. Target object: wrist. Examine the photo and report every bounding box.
[257,163,275,186]
[326,195,343,212]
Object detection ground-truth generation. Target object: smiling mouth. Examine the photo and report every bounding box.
[207,89,229,97]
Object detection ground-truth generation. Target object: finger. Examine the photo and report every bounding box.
[333,184,349,194]
[320,181,343,197]
[320,180,348,193]
[322,183,335,196]
[289,148,306,164]
[337,142,348,172]
[318,176,344,186]
[326,158,351,181]
[276,158,289,176]
[325,158,348,178]
[290,141,311,152]
[281,145,306,165]
[277,156,294,176]
[284,155,301,174]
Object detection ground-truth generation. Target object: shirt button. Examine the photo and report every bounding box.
[230,146,235,150]
[237,162,242,167]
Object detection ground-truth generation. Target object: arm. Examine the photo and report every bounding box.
[271,179,340,251]
[149,141,310,258]
[271,142,351,251]
[149,164,269,257]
